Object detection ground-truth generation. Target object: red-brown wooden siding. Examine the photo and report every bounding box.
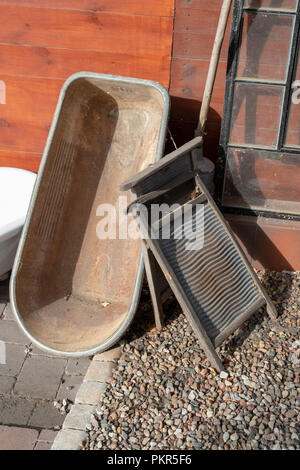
[169,0,231,158]
[0,0,174,170]
[0,0,230,168]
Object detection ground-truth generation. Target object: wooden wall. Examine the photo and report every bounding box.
[168,0,231,159]
[0,0,174,171]
[0,1,299,269]
[0,0,231,172]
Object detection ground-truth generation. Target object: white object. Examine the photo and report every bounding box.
[0,167,36,278]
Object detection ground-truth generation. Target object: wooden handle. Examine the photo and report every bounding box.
[196,0,233,135]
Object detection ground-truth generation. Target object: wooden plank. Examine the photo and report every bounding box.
[174,8,226,33]
[173,32,229,61]
[0,44,170,86]
[0,2,174,172]
[0,0,174,16]
[121,137,202,190]
[177,0,225,12]
[0,75,62,123]
[0,5,173,57]
[169,58,227,101]
[142,244,164,331]
[0,118,49,153]
[0,150,41,172]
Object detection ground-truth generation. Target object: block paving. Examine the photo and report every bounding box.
[0,280,92,450]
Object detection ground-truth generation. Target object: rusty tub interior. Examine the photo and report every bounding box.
[11,73,169,355]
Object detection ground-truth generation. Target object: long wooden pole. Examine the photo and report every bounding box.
[196,0,233,136]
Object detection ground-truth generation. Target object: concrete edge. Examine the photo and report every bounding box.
[51,346,121,450]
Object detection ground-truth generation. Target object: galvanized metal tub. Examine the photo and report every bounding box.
[10,72,169,357]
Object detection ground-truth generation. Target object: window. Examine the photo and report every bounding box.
[219,0,300,216]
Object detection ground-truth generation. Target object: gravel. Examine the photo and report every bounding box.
[83,271,300,450]
[54,399,73,415]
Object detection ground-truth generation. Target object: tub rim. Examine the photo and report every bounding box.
[9,71,170,357]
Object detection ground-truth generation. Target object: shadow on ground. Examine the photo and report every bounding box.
[125,268,295,363]
[0,277,9,303]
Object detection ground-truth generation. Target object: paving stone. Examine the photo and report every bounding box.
[0,396,36,425]
[2,304,15,321]
[29,345,66,357]
[84,360,115,383]
[0,425,39,450]
[0,320,28,344]
[56,375,83,401]
[75,381,107,405]
[51,429,88,450]
[0,343,26,377]
[0,376,15,394]
[0,340,5,366]
[15,355,67,399]
[62,404,95,431]
[38,429,58,442]
[65,357,92,376]
[28,401,65,429]
[94,346,121,362]
[34,441,53,450]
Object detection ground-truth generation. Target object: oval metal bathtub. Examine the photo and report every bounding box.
[10,72,169,356]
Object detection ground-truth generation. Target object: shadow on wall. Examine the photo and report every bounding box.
[167,96,222,160]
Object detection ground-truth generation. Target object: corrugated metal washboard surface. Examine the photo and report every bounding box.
[158,198,264,346]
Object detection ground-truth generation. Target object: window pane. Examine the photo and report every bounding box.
[285,98,300,147]
[296,50,300,79]
[237,13,294,82]
[244,0,297,10]
[230,83,284,148]
[223,148,300,213]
